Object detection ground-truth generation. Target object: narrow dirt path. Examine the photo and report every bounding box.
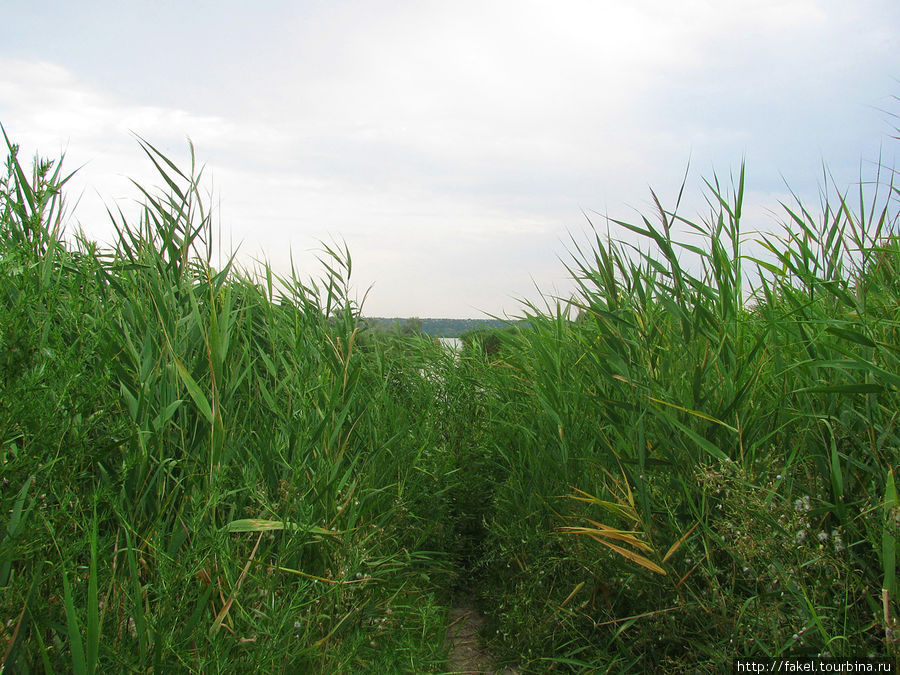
[443,598,518,674]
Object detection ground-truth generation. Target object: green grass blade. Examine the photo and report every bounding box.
[1,476,35,586]
[61,569,87,675]
[85,509,99,673]
[884,468,897,598]
[801,383,884,394]
[124,529,149,662]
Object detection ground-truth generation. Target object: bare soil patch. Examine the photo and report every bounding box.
[443,598,518,674]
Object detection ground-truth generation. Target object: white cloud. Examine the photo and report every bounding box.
[0,2,896,317]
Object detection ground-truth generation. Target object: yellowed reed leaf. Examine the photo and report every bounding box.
[226,519,341,536]
[663,521,699,563]
[562,526,651,552]
[578,520,654,552]
[676,561,701,589]
[568,487,637,522]
[210,532,262,636]
[560,581,585,609]
[596,539,667,575]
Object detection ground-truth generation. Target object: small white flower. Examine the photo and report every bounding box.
[793,495,811,512]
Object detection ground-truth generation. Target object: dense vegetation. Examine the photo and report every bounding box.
[0,124,897,672]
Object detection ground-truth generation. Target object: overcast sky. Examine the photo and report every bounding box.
[1,1,897,318]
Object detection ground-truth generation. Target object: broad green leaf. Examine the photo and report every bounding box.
[653,410,728,461]
[173,358,213,424]
[152,399,183,430]
[826,326,876,348]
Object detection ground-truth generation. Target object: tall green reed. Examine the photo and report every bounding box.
[0,135,457,671]
[475,155,898,668]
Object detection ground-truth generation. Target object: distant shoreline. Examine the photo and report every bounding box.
[361,316,521,338]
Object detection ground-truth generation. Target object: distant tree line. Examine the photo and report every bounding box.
[361,316,521,338]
